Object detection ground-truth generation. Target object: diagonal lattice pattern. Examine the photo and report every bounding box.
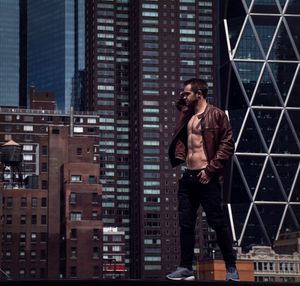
[222,0,300,250]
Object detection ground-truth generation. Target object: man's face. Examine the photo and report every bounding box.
[182,84,198,107]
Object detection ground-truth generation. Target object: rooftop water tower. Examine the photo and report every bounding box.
[0,140,23,188]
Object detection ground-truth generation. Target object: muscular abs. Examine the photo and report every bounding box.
[186,114,208,170]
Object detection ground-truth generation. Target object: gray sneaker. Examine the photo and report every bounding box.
[166,267,195,281]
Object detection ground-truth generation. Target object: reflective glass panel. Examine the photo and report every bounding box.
[290,205,300,229]
[288,71,300,107]
[255,160,287,201]
[226,0,247,51]
[285,17,300,62]
[228,160,253,203]
[251,0,280,14]
[290,174,300,202]
[237,155,265,197]
[277,0,287,9]
[286,0,300,14]
[236,112,267,153]
[235,61,263,101]
[230,203,251,240]
[244,0,252,9]
[242,206,269,250]
[269,63,297,103]
[253,109,281,148]
[279,206,298,234]
[256,204,285,241]
[253,66,282,106]
[268,22,297,60]
[271,114,300,154]
[287,110,300,140]
[252,15,279,55]
[228,109,248,140]
[235,21,264,59]
[272,157,299,198]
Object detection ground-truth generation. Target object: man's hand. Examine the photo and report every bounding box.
[197,170,211,184]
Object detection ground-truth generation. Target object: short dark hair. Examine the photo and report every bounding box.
[184,78,208,98]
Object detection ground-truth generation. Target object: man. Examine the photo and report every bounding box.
[166,78,239,281]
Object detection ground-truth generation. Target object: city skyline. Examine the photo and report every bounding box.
[0,0,299,282]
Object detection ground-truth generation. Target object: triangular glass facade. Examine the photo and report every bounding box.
[222,0,300,250]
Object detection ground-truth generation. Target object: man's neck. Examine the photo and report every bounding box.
[194,99,208,115]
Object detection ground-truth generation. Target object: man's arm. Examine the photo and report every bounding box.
[204,111,235,179]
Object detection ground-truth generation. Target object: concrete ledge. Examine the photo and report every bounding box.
[1,280,300,286]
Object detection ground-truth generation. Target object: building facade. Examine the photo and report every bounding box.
[0,0,27,107]
[221,0,300,251]
[0,103,102,280]
[238,246,300,282]
[27,0,86,111]
[85,0,132,277]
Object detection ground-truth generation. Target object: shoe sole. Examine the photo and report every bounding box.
[227,278,240,282]
[166,276,195,281]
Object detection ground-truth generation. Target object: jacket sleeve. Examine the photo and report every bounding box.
[205,111,235,178]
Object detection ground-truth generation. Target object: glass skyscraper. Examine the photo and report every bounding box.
[27,0,85,112]
[0,0,24,107]
[221,0,300,251]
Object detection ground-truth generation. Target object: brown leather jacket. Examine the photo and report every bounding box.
[168,103,235,183]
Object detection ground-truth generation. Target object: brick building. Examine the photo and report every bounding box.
[0,99,102,280]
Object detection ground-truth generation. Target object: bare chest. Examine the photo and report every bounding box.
[187,115,203,135]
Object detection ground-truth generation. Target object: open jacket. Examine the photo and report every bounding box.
[168,103,235,183]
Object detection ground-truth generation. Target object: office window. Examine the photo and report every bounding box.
[89,176,97,184]
[71,247,77,258]
[41,162,47,172]
[5,232,12,242]
[31,215,37,224]
[24,125,33,132]
[41,232,47,242]
[87,118,97,124]
[41,215,47,224]
[70,266,77,277]
[42,180,48,189]
[31,233,37,242]
[20,215,26,224]
[71,229,77,239]
[20,233,26,242]
[41,198,47,207]
[6,197,13,207]
[93,247,100,258]
[70,212,82,221]
[19,250,26,259]
[74,126,83,133]
[41,145,48,155]
[23,144,33,151]
[92,211,98,220]
[23,154,33,161]
[71,175,82,182]
[30,250,37,259]
[31,197,38,207]
[20,197,27,207]
[70,193,77,204]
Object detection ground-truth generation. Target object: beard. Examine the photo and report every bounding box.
[186,98,198,108]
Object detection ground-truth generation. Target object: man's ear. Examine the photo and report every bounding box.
[197,90,202,99]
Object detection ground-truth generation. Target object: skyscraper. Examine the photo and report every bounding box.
[221,0,300,251]
[85,0,219,278]
[0,0,27,107]
[85,0,132,277]
[27,0,85,111]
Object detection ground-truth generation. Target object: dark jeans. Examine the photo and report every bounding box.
[178,169,236,270]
